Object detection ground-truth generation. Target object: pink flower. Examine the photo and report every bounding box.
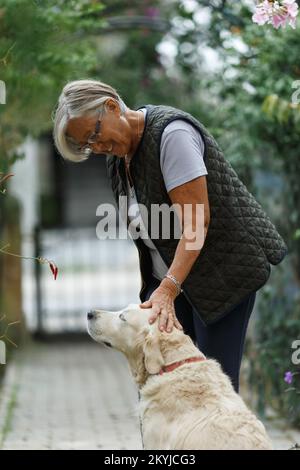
[283,0,299,18]
[283,0,299,27]
[262,0,274,14]
[272,13,287,28]
[253,10,269,25]
[289,16,297,27]
[252,1,270,25]
[252,0,299,29]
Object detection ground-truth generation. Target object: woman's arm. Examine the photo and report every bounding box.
[140,175,210,332]
[161,174,210,288]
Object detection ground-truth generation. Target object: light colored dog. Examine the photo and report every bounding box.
[87,303,273,450]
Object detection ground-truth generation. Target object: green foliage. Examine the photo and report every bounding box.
[0,0,299,425]
[173,1,300,274]
[0,0,105,172]
[91,1,186,111]
[248,267,300,426]
[0,0,191,173]
[262,94,300,128]
[168,1,300,426]
[217,13,300,429]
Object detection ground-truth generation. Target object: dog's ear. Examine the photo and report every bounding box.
[143,329,164,374]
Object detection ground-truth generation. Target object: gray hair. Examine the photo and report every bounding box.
[52,79,127,162]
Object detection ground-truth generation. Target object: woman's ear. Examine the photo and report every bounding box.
[143,329,164,374]
[105,98,119,115]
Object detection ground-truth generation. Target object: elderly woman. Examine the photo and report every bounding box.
[53,79,287,392]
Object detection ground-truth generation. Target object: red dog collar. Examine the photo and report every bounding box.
[158,356,206,375]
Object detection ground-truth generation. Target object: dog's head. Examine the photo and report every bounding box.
[87,304,199,386]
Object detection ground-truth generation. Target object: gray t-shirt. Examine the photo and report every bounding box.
[127,108,208,280]
[160,118,207,192]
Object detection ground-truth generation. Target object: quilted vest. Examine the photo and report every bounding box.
[106,104,287,325]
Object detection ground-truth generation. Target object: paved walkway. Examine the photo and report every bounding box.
[0,340,142,450]
[0,340,299,450]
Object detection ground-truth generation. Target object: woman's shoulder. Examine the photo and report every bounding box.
[163,118,200,136]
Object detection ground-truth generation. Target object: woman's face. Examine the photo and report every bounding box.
[66,99,134,157]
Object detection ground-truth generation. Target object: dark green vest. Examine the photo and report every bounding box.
[106,104,287,325]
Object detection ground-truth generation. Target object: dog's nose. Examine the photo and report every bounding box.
[87,310,96,320]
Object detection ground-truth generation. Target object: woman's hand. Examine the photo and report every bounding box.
[140,280,183,333]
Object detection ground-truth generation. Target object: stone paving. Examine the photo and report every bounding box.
[0,340,142,450]
[0,340,299,450]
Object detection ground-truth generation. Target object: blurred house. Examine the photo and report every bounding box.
[9,135,140,333]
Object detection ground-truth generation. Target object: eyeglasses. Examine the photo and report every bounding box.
[79,113,101,155]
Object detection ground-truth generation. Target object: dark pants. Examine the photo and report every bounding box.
[144,276,256,393]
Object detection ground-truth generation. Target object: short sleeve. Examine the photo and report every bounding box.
[160,120,207,193]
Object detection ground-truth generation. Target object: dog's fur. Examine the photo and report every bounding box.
[87,304,273,450]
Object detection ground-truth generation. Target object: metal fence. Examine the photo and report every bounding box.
[33,227,141,334]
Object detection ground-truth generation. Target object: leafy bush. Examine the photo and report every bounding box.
[247,264,300,427]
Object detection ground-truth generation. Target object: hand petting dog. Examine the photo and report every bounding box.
[140,278,183,333]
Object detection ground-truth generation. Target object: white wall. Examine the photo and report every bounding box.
[9,137,43,330]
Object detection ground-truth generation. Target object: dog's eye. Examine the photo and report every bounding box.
[119,313,127,322]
